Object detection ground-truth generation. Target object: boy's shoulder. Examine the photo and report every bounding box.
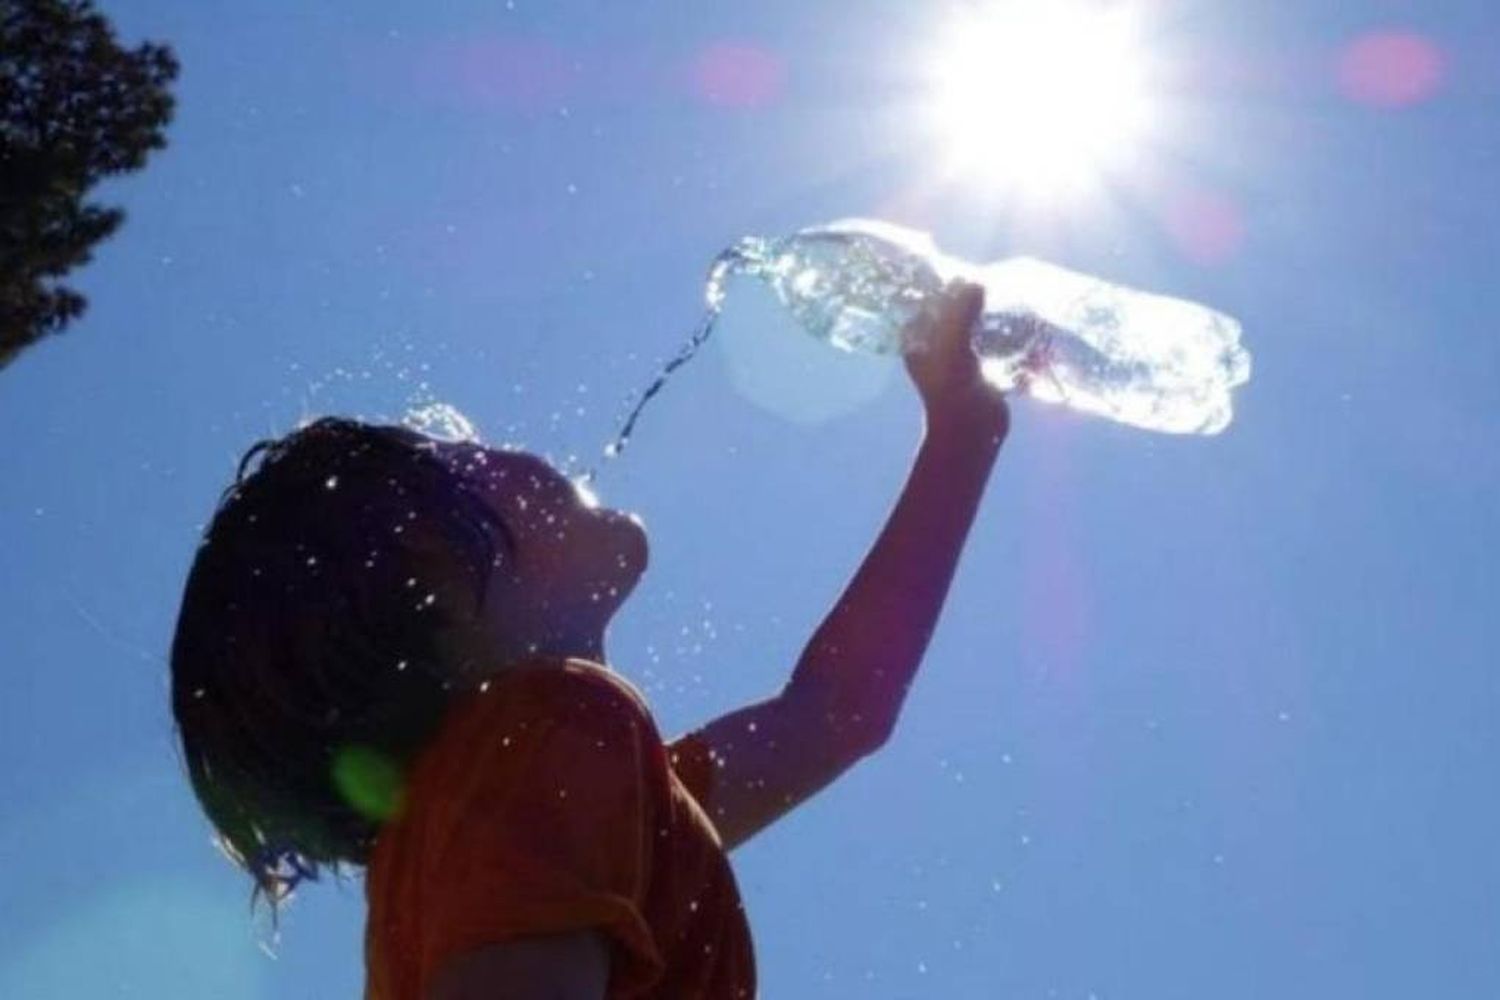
[455,657,659,742]
[516,657,650,711]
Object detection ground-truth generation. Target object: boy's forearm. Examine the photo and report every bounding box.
[785,403,1005,756]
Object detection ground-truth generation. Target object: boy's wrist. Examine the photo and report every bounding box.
[923,387,1009,447]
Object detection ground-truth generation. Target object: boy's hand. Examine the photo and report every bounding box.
[904,281,1009,441]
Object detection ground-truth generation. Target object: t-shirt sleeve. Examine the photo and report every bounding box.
[418,670,667,997]
[666,729,717,812]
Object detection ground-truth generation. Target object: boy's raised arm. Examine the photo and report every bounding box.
[681,283,1009,851]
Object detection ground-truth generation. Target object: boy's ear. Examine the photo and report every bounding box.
[397,519,492,620]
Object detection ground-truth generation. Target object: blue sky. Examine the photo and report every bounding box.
[1,1,1497,996]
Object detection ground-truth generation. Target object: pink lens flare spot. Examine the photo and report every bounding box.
[1163,190,1246,267]
[690,42,785,109]
[1337,31,1445,109]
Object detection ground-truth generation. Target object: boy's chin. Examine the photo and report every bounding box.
[599,509,649,581]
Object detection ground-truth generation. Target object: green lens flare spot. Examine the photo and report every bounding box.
[330,745,405,822]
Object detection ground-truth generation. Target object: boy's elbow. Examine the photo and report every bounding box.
[786,670,901,763]
[832,702,898,761]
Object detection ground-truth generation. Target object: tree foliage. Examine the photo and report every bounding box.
[1,0,177,370]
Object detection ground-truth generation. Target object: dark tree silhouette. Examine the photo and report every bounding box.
[1,0,177,370]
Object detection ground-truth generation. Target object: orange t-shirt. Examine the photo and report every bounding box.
[364,658,756,999]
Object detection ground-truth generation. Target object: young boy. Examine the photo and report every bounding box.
[171,282,1007,998]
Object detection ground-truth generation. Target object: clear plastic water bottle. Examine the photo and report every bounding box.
[707,218,1252,434]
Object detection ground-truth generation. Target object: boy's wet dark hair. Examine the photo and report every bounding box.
[170,416,512,916]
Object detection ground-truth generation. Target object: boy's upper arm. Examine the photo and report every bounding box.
[670,682,871,852]
[428,930,609,1000]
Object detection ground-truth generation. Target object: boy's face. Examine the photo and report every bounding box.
[430,440,648,665]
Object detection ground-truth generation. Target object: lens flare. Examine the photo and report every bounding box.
[331,745,406,822]
[925,1,1157,200]
[1337,30,1445,109]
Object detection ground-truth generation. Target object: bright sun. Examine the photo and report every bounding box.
[926,1,1157,200]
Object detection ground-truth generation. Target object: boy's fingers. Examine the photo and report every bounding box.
[910,281,983,362]
[943,281,985,338]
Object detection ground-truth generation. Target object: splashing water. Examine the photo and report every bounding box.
[582,241,783,483]
[401,402,481,443]
[584,317,717,481]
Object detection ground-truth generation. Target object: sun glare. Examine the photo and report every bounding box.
[926,1,1156,201]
